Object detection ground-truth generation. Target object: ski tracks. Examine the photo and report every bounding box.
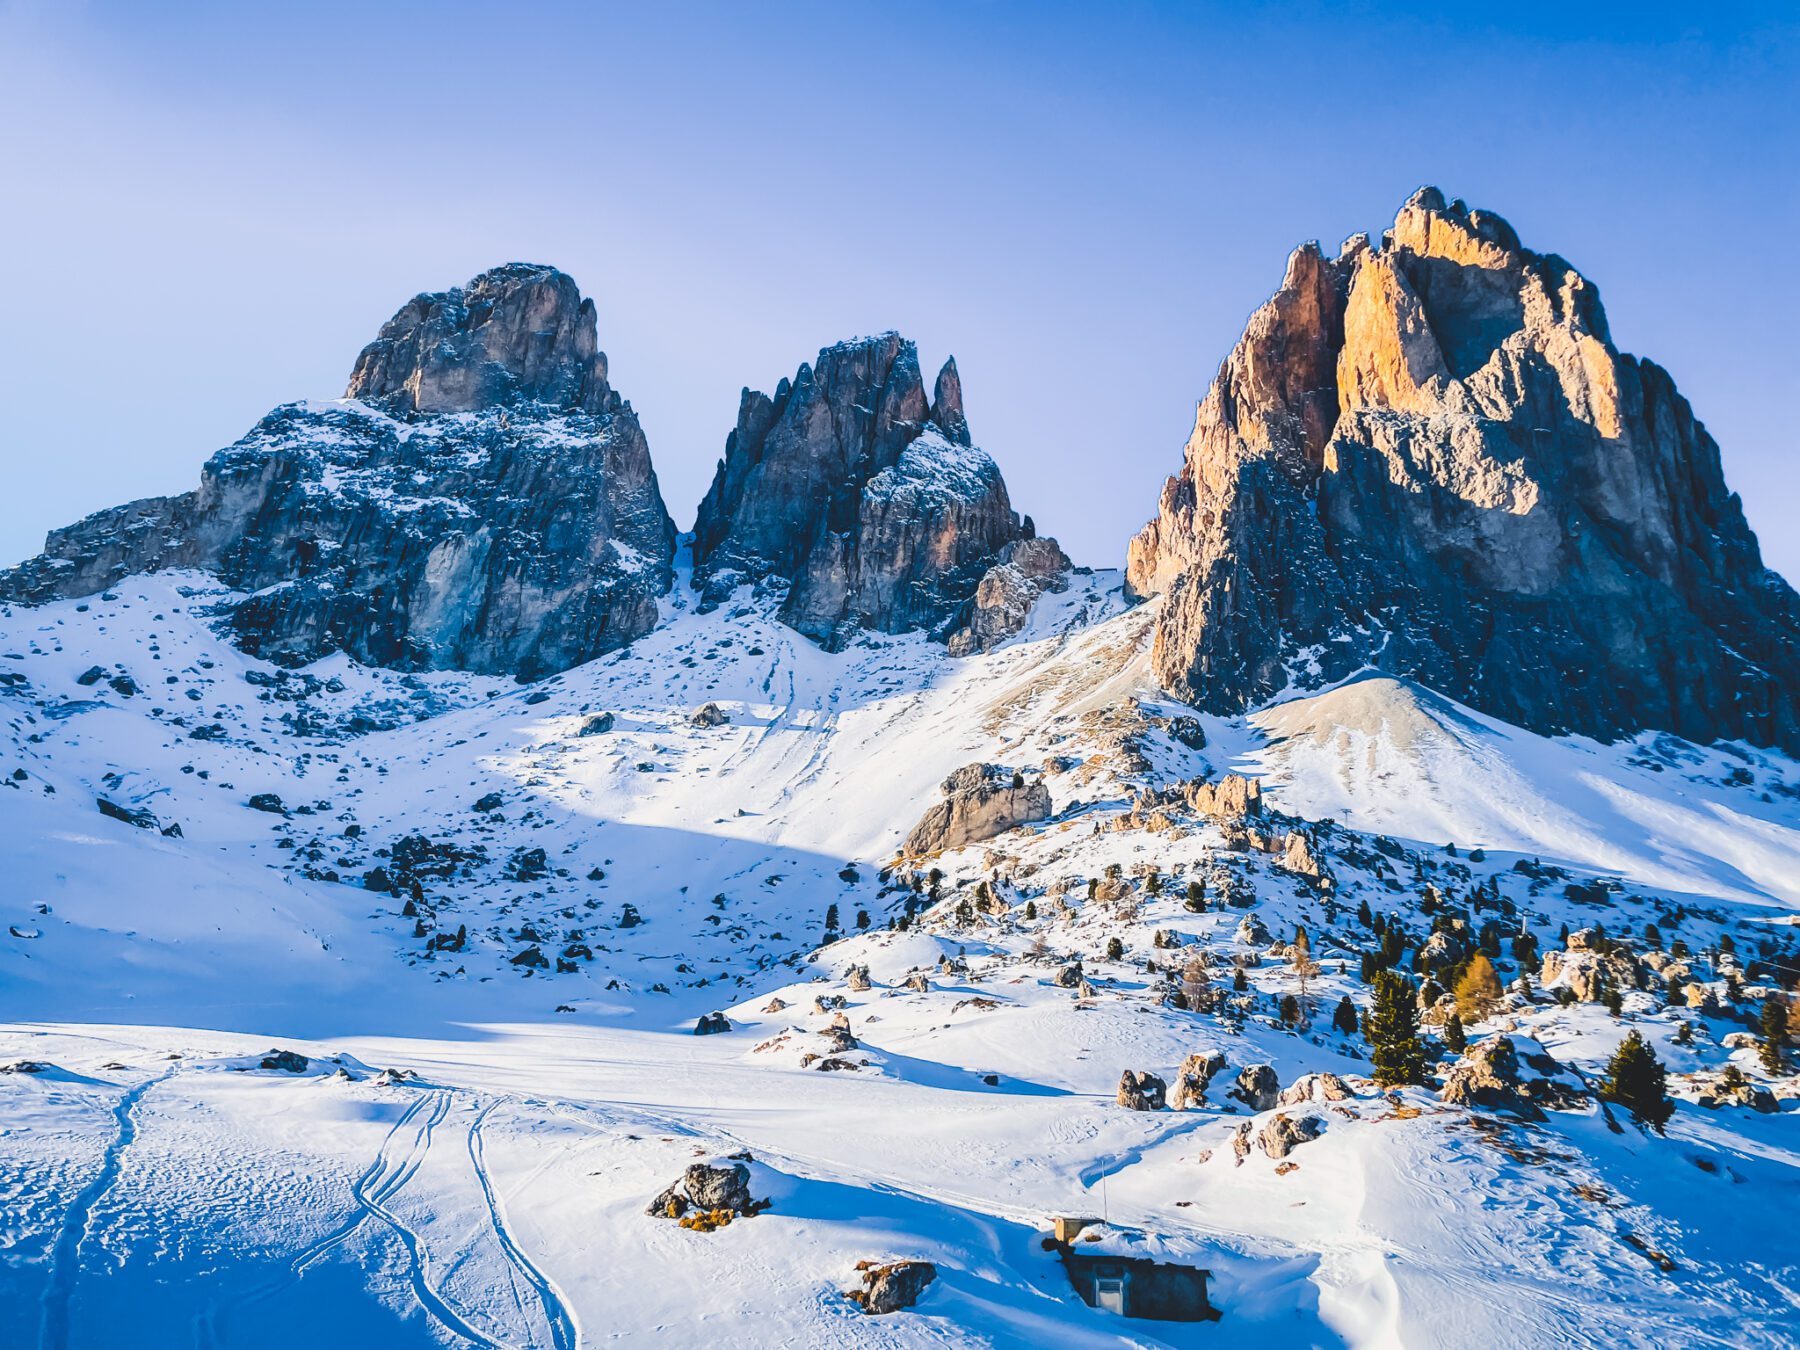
[198,1086,576,1350]
[38,1064,177,1350]
[468,1100,579,1350]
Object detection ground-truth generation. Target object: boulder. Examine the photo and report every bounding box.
[691,702,729,729]
[1278,1072,1353,1107]
[647,1159,765,1220]
[847,1260,937,1315]
[1170,1051,1228,1110]
[694,1012,732,1036]
[946,537,1072,654]
[577,712,615,736]
[1117,1070,1167,1111]
[1440,1035,1586,1118]
[1258,1112,1324,1159]
[1235,915,1271,947]
[1228,1064,1280,1112]
[259,1050,309,1073]
[903,763,1050,856]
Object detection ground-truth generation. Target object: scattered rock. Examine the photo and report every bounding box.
[846,1260,938,1315]
[1170,1051,1228,1110]
[1258,1113,1325,1159]
[1229,1064,1280,1112]
[247,792,286,815]
[1117,1070,1167,1111]
[259,1050,309,1073]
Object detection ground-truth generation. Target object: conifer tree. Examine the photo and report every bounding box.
[1454,953,1503,1022]
[1232,967,1248,993]
[1332,995,1358,1036]
[824,903,840,935]
[1184,881,1205,913]
[1024,899,1037,921]
[1105,936,1124,961]
[1279,993,1300,1027]
[1759,994,1790,1073]
[1599,1030,1673,1132]
[1363,970,1427,1087]
[1443,1011,1467,1054]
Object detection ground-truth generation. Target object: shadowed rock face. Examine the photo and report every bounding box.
[692,333,1055,648]
[1129,188,1800,751]
[1,265,676,679]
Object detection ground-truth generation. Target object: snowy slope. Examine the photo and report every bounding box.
[2,566,1798,1349]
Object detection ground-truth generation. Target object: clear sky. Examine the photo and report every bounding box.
[2,1,1795,577]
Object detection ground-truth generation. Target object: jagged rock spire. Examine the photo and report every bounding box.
[346,263,619,416]
[692,333,1055,648]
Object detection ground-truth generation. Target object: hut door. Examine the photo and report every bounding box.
[1096,1275,1126,1314]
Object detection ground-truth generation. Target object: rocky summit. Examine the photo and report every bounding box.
[0,264,677,679]
[1128,187,1800,752]
[691,333,1061,650]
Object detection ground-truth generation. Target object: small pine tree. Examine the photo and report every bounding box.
[855,909,870,930]
[1011,771,1024,789]
[1443,1011,1467,1054]
[1453,953,1503,1022]
[1024,899,1038,921]
[1673,1020,1693,1045]
[1105,936,1124,961]
[1363,970,1427,1087]
[1600,1030,1673,1132]
[1603,987,1624,1018]
[1232,967,1248,993]
[1185,882,1205,913]
[824,903,840,934]
[1719,932,1737,956]
[1643,923,1663,949]
[1279,993,1300,1026]
[1357,898,1373,927]
[1759,995,1789,1073]
[1332,995,1358,1036]
[1145,871,1162,896]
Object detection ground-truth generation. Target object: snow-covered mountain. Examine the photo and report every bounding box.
[4,193,1798,1349]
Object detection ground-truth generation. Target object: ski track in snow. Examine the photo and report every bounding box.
[37,1067,176,1350]
[468,1100,579,1350]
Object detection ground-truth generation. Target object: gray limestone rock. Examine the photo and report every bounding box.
[1,265,676,681]
[692,333,1055,648]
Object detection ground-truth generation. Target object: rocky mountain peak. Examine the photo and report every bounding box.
[2,264,675,678]
[692,333,1061,650]
[345,263,618,416]
[1128,188,1800,751]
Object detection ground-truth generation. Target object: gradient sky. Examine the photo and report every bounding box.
[2,1,1795,577]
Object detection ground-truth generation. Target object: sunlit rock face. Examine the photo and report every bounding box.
[1128,187,1800,751]
[1,265,676,679]
[692,332,1061,649]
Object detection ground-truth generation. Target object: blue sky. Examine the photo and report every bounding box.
[2,1,1795,575]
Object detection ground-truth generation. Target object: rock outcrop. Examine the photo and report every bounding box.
[1128,188,1800,752]
[691,333,1063,649]
[1439,1035,1586,1118]
[1,265,677,680]
[903,763,1051,856]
